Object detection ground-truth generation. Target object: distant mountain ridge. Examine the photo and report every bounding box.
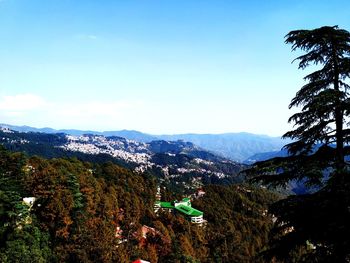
[244,149,289,164]
[157,133,289,162]
[0,127,246,189]
[0,123,289,162]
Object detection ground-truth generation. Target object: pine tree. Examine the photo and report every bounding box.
[247,26,350,262]
[285,26,350,171]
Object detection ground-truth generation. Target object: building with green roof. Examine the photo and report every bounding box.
[154,198,204,224]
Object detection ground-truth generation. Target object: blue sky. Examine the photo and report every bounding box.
[0,0,349,135]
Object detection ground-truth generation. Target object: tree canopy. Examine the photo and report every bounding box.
[0,144,278,262]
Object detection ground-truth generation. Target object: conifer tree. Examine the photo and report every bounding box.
[285,26,350,170]
[247,26,350,262]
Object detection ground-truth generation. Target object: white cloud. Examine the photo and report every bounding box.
[0,93,145,130]
[0,94,47,111]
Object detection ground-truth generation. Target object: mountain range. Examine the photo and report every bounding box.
[0,123,289,162]
[0,127,246,191]
[1,124,309,194]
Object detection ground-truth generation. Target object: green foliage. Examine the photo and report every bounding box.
[0,146,54,262]
[66,173,84,210]
[193,185,279,262]
[0,191,29,237]
[0,224,52,263]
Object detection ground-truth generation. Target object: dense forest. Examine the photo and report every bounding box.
[0,146,279,262]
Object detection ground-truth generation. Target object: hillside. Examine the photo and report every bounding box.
[158,132,289,162]
[0,146,279,262]
[0,127,245,192]
[0,124,289,162]
[244,149,289,164]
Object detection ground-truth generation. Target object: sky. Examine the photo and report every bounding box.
[0,0,350,136]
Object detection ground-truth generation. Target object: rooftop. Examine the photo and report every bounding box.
[157,198,203,218]
[175,204,203,217]
[159,201,174,209]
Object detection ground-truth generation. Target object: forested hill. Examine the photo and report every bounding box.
[0,145,280,262]
[0,124,288,162]
[0,128,246,192]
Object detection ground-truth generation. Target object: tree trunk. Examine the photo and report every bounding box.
[333,45,345,170]
[335,107,344,170]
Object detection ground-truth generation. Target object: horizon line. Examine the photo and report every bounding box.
[0,122,284,138]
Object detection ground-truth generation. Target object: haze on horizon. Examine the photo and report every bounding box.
[1,0,350,136]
